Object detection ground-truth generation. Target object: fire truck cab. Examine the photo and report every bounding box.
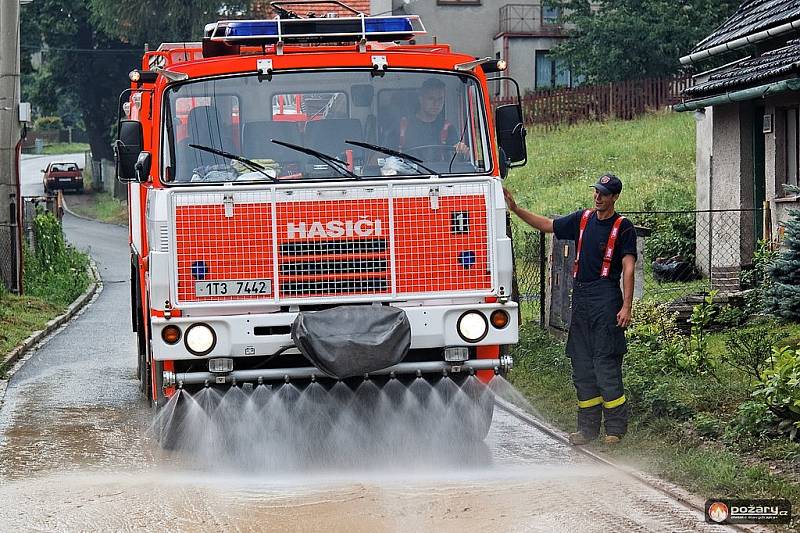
[116,2,528,436]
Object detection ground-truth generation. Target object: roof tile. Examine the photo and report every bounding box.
[690,0,800,55]
[683,38,800,98]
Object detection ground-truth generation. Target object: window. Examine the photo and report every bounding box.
[535,51,571,89]
[786,108,799,188]
[542,6,560,25]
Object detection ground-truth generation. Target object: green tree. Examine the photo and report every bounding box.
[22,1,251,160]
[22,0,142,160]
[547,0,740,83]
[765,186,800,320]
[89,1,248,45]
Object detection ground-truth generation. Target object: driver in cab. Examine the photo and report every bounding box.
[383,78,469,158]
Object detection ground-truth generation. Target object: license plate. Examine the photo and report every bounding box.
[195,279,272,297]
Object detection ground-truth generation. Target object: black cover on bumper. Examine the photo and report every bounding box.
[291,305,411,379]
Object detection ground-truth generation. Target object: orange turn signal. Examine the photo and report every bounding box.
[161,325,181,344]
[490,309,509,329]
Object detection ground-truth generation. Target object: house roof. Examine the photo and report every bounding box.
[683,38,800,98]
[689,0,800,56]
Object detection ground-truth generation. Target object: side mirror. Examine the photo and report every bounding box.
[135,151,152,182]
[495,104,527,168]
[499,147,509,179]
[115,120,143,182]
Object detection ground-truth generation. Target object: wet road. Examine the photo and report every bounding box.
[0,162,732,531]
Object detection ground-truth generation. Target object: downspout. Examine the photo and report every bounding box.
[14,126,24,293]
[681,19,800,65]
[673,77,800,112]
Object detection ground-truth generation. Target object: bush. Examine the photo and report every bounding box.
[693,412,723,439]
[24,211,90,306]
[722,323,782,382]
[636,208,696,264]
[33,116,63,131]
[753,346,800,441]
[723,400,779,443]
[741,239,778,313]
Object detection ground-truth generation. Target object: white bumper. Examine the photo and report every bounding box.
[151,302,518,361]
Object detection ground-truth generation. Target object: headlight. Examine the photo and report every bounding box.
[457,311,488,343]
[184,323,216,356]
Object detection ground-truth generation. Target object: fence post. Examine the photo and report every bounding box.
[708,211,714,291]
[539,230,545,327]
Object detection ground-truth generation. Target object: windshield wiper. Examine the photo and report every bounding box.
[270,139,359,180]
[344,140,438,176]
[188,143,279,183]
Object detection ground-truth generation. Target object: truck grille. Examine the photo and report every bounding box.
[172,182,492,304]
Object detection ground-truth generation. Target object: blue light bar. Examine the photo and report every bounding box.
[205,15,425,45]
[224,21,279,38]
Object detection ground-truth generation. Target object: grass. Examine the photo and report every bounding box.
[70,192,128,225]
[0,292,61,372]
[506,110,696,216]
[39,143,90,155]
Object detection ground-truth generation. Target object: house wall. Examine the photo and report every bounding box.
[395,0,500,58]
[491,36,567,96]
[694,106,713,273]
[763,93,800,239]
[695,102,756,289]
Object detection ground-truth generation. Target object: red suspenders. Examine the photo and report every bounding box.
[573,209,626,279]
[573,209,594,278]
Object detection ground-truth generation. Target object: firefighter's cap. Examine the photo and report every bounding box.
[591,174,623,195]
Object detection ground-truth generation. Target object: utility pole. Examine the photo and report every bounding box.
[0,0,22,293]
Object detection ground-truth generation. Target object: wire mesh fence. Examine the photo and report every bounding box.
[511,225,546,325]
[0,222,19,293]
[624,209,763,304]
[511,209,765,328]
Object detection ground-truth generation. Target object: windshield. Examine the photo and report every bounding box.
[162,70,491,184]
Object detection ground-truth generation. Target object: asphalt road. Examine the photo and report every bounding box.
[0,156,733,532]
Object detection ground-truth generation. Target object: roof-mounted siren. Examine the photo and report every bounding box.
[202,1,425,57]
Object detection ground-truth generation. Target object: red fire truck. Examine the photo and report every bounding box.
[116,1,528,436]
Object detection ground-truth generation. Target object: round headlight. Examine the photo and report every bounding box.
[457,311,488,343]
[184,323,216,356]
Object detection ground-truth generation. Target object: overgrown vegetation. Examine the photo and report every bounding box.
[24,212,91,306]
[1,212,91,365]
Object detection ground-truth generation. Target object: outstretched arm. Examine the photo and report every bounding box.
[503,187,554,234]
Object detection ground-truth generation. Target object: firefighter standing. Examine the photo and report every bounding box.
[504,174,636,445]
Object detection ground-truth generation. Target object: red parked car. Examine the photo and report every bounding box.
[42,162,84,193]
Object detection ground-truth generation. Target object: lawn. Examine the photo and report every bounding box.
[505,110,696,216]
[40,143,90,155]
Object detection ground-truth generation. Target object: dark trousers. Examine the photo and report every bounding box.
[566,278,629,437]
